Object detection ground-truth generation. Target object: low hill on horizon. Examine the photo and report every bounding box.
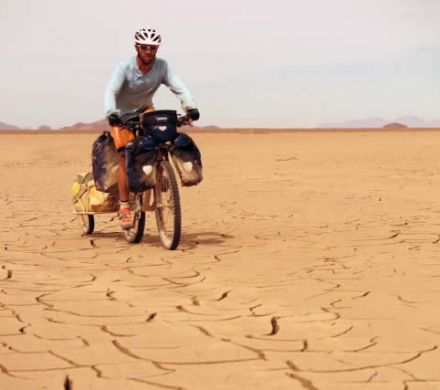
[319,115,440,128]
[60,118,108,131]
[0,121,20,130]
[383,122,408,129]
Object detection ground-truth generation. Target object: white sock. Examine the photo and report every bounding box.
[120,201,130,210]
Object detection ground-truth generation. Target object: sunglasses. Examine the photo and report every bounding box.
[137,45,158,51]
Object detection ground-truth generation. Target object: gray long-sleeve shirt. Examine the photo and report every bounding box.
[104,56,196,117]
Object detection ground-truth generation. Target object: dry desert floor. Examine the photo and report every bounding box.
[1,130,440,389]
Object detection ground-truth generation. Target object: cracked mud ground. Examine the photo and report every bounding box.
[1,131,440,389]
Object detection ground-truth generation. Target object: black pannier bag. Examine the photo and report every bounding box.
[141,110,178,143]
[92,131,119,193]
[125,135,157,192]
[170,133,203,186]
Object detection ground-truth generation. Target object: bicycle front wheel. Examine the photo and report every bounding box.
[154,160,181,250]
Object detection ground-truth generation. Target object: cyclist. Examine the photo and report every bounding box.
[104,26,199,229]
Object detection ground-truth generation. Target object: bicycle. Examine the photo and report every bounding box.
[76,109,198,250]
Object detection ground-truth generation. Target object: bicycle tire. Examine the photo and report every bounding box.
[123,194,145,243]
[79,214,94,235]
[154,160,181,250]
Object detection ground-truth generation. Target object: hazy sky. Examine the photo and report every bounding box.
[1,0,439,128]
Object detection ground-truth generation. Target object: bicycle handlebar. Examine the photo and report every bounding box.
[119,109,199,129]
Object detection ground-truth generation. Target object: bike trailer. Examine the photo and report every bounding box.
[170,133,203,186]
[141,110,178,143]
[92,131,119,193]
[72,172,119,213]
[125,135,157,192]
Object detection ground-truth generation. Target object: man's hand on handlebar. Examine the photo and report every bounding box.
[107,113,121,127]
[186,108,200,121]
[186,108,200,123]
[180,108,200,126]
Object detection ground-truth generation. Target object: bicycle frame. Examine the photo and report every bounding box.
[140,143,171,213]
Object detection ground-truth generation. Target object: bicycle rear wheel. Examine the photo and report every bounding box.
[123,193,145,243]
[154,160,181,250]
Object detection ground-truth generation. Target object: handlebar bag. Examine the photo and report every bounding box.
[141,110,178,143]
[92,131,119,193]
[170,133,203,186]
[125,135,157,192]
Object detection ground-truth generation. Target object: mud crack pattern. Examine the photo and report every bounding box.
[1,132,440,389]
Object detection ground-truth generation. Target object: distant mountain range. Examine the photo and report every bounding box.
[0,118,108,131]
[1,115,440,130]
[319,116,440,128]
[0,118,218,132]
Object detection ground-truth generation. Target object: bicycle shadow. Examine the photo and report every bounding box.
[86,231,123,240]
[144,231,234,250]
[83,228,233,250]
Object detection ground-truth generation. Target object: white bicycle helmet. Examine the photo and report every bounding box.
[134,27,162,46]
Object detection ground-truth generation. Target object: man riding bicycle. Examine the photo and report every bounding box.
[104,26,199,229]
